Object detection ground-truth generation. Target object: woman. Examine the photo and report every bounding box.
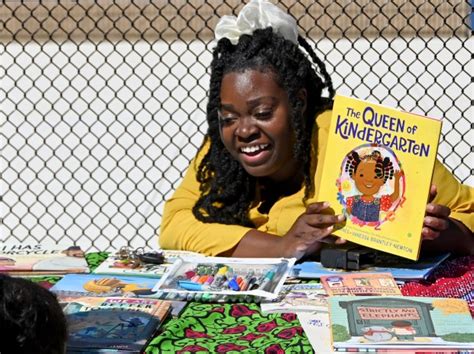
[159,0,473,259]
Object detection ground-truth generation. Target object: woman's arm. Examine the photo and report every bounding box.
[420,160,474,255]
[223,202,346,259]
[159,146,252,256]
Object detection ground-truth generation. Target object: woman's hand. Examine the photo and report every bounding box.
[279,201,345,260]
[422,185,451,240]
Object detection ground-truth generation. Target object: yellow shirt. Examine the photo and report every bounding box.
[159,110,474,255]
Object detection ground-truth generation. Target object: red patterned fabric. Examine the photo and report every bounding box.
[401,255,474,315]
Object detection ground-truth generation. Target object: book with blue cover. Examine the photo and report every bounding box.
[51,274,161,298]
[290,253,449,280]
[59,296,171,353]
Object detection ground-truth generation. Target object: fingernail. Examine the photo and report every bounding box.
[323,201,330,208]
[337,214,345,222]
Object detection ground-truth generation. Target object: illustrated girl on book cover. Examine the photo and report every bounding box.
[337,144,405,228]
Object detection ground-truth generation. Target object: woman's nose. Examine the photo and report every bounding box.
[235,116,258,139]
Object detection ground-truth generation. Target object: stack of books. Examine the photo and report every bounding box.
[275,272,474,353]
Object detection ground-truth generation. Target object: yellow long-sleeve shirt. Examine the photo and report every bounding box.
[159,110,474,255]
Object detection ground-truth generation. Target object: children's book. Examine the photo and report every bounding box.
[153,256,296,300]
[0,244,89,274]
[59,295,171,352]
[298,311,333,353]
[290,252,450,280]
[260,283,329,314]
[51,274,161,298]
[320,273,401,296]
[316,94,442,260]
[329,295,474,350]
[93,249,202,278]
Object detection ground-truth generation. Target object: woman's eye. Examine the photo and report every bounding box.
[254,111,272,120]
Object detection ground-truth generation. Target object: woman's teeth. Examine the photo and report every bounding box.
[240,144,268,154]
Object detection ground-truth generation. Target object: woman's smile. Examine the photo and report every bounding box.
[218,69,300,181]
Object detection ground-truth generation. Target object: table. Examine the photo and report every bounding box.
[37,253,474,353]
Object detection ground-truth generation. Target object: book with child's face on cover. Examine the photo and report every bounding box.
[59,296,171,352]
[0,243,89,274]
[315,94,442,260]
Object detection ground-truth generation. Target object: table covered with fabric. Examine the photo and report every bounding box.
[35,253,474,353]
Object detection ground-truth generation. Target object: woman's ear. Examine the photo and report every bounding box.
[297,88,307,114]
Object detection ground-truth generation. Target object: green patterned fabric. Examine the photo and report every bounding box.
[146,302,313,353]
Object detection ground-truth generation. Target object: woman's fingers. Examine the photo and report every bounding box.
[302,213,345,227]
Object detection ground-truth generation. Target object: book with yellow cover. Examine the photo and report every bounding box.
[316,94,442,260]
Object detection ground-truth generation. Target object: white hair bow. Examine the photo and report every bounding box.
[214,0,298,45]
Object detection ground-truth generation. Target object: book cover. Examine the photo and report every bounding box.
[316,94,442,260]
[290,253,450,280]
[329,296,474,350]
[298,311,333,353]
[0,244,89,274]
[260,283,328,314]
[51,274,161,298]
[320,273,401,296]
[93,249,202,278]
[59,296,171,352]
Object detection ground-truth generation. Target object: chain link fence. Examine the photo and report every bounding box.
[1,1,472,252]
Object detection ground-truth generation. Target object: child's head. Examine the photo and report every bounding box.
[0,274,68,354]
[346,150,394,195]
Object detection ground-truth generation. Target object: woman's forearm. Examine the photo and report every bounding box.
[219,229,285,257]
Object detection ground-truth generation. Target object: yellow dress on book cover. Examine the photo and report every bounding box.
[316,94,442,260]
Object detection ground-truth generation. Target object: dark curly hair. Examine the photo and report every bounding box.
[0,274,68,354]
[345,150,395,183]
[193,27,334,226]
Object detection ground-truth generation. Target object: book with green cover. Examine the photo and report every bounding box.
[329,295,474,350]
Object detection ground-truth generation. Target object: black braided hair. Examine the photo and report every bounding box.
[346,150,395,183]
[193,27,334,226]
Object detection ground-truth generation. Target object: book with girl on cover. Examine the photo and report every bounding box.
[316,94,442,260]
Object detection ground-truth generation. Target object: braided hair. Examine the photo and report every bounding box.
[345,150,395,183]
[193,27,334,226]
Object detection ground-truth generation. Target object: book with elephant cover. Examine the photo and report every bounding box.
[316,94,442,260]
[329,295,474,350]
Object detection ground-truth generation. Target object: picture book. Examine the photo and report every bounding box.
[59,295,171,352]
[260,283,329,314]
[93,249,202,278]
[329,296,474,350]
[298,311,333,353]
[290,252,450,280]
[0,243,89,274]
[153,256,296,300]
[51,274,161,298]
[320,273,401,296]
[316,94,442,260]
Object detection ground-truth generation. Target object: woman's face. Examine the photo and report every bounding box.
[353,159,385,196]
[218,69,298,181]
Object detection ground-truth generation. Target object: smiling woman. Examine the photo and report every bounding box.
[158,0,474,259]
